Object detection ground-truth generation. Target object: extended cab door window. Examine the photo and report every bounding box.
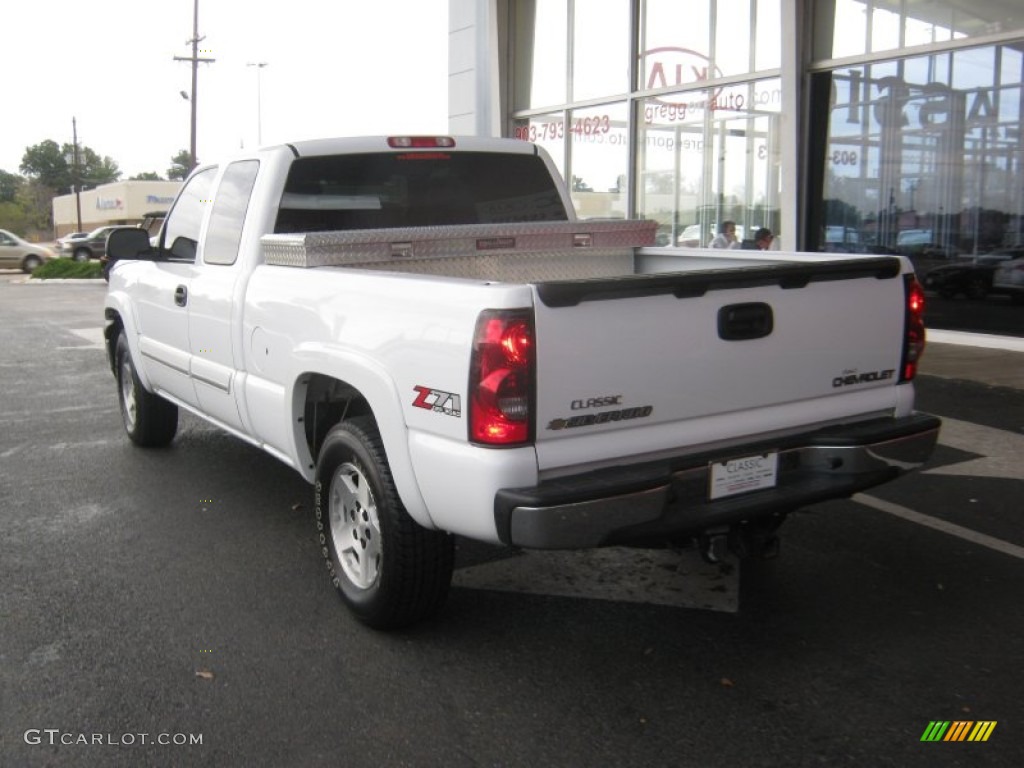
[162,167,217,262]
[204,160,260,266]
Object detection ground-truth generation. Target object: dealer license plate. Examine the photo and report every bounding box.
[708,451,779,500]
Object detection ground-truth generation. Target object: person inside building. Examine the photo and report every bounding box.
[754,227,774,250]
[709,220,740,249]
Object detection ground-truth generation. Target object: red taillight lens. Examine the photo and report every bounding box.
[469,310,534,445]
[901,275,927,382]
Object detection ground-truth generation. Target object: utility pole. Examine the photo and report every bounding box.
[71,117,83,232]
[174,0,215,171]
[246,62,268,146]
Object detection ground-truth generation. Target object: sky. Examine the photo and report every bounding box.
[2,0,450,179]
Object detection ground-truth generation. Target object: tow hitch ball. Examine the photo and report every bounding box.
[698,519,783,564]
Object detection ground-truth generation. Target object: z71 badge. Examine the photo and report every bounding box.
[412,386,462,417]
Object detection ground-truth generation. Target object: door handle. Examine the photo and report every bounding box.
[174,285,188,307]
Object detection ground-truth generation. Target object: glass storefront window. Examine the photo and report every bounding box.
[637,79,782,247]
[814,0,1024,61]
[566,102,630,219]
[512,113,566,172]
[573,0,631,101]
[513,0,568,110]
[816,44,1024,256]
[640,0,781,85]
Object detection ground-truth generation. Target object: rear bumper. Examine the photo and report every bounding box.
[494,413,941,549]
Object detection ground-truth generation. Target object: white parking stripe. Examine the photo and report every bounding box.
[926,417,1024,480]
[63,327,106,350]
[854,493,1024,561]
[927,330,1024,352]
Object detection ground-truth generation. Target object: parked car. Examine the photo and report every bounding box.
[992,251,1024,304]
[678,224,712,247]
[57,232,89,253]
[923,247,1024,299]
[0,229,55,273]
[68,225,140,262]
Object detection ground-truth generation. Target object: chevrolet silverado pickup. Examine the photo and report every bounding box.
[103,135,940,629]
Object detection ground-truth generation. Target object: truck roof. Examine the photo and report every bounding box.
[285,135,540,158]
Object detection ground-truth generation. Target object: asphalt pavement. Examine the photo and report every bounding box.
[2,274,1022,768]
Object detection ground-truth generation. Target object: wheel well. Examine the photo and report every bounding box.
[103,310,124,373]
[300,374,374,463]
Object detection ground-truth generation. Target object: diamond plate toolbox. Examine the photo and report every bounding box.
[261,219,658,282]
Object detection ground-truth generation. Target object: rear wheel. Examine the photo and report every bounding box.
[115,332,178,446]
[315,417,454,629]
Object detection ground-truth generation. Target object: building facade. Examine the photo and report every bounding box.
[52,181,181,237]
[449,0,1024,254]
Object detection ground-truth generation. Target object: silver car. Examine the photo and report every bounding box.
[0,229,55,273]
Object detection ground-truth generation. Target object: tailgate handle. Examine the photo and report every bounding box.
[718,303,773,341]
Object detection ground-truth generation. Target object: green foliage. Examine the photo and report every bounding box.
[9,181,53,234]
[30,257,104,280]
[0,169,23,203]
[0,200,32,233]
[167,150,193,181]
[130,171,164,181]
[20,139,121,193]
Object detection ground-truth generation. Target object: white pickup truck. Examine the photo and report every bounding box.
[104,135,940,629]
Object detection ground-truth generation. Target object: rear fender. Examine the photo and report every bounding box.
[287,343,432,529]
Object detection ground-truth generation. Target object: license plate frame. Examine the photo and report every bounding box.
[708,451,779,500]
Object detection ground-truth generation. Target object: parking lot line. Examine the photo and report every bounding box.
[854,493,1024,561]
[927,329,1024,352]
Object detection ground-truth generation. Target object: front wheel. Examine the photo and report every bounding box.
[21,255,42,273]
[115,332,178,446]
[73,247,91,262]
[315,417,454,629]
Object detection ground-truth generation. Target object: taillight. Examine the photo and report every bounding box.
[387,136,456,148]
[469,309,535,446]
[900,274,926,382]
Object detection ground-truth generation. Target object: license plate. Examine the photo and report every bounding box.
[709,451,779,500]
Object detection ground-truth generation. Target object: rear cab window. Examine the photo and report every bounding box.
[274,152,568,234]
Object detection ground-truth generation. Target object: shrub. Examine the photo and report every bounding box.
[31,258,104,280]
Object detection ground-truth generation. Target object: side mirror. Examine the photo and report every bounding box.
[104,228,155,282]
[107,228,154,262]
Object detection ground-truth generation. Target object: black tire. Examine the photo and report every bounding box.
[315,417,454,629]
[115,332,178,447]
[73,247,91,262]
[21,255,42,273]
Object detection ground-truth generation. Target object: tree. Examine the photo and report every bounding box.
[20,139,121,194]
[20,140,69,191]
[167,150,193,181]
[0,169,23,203]
[76,147,120,187]
[130,171,164,181]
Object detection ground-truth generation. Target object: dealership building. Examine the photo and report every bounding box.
[52,181,180,237]
[448,0,1024,254]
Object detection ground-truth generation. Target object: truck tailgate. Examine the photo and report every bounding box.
[530,257,910,473]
